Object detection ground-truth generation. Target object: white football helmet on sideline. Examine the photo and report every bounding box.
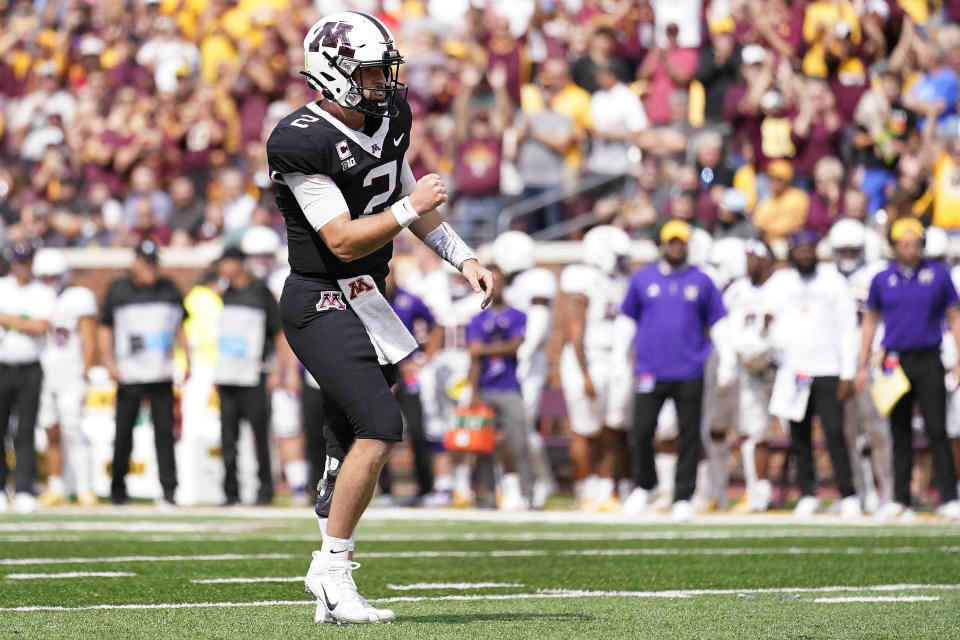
[828,218,866,276]
[706,237,747,289]
[302,11,406,117]
[33,248,69,289]
[241,225,282,256]
[492,231,536,276]
[925,226,950,261]
[583,225,631,275]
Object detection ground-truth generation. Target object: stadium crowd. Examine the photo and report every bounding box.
[2,0,960,520]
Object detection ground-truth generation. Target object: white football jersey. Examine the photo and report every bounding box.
[41,285,97,380]
[940,264,960,368]
[723,276,768,357]
[504,267,557,311]
[847,260,886,350]
[560,264,627,360]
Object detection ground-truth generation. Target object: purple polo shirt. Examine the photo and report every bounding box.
[466,305,526,392]
[388,287,436,340]
[620,262,726,382]
[867,260,960,352]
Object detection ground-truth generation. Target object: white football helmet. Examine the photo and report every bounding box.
[302,11,406,117]
[241,225,281,256]
[706,237,747,289]
[583,225,631,275]
[33,248,68,290]
[492,231,535,276]
[925,225,950,261]
[828,218,866,276]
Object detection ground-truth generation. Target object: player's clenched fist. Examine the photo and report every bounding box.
[409,173,447,214]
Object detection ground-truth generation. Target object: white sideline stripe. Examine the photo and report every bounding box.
[191,577,303,585]
[0,522,267,533]
[3,585,957,612]
[386,582,524,590]
[3,546,957,566]
[813,596,941,603]
[0,553,297,566]
[6,572,135,580]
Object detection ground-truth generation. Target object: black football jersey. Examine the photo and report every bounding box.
[267,96,412,281]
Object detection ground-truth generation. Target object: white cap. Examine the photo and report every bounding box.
[741,44,768,66]
[79,36,105,57]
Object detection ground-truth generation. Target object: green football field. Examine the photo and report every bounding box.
[1,508,958,639]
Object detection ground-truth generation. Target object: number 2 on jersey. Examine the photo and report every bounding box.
[362,160,398,215]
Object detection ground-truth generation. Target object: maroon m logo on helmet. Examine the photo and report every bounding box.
[310,22,355,57]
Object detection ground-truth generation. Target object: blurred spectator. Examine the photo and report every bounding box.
[122,165,172,227]
[572,26,624,93]
[514,85,573,232]
[452,65,511,245]
[904,26,960,135]
[801,0,861,78]
[525,58,591,174]
[638,23,697,126]
[169,176,205,245]
[753,160,809,242]
[586,63,648,185]
[136,16,199,94]
[928,136,960,231]
[806,157,845,238]
[713,188,753,240]
[695,27,739,127]
[123,196,172,247]
[217,168,256,241]
[791,78,842,188]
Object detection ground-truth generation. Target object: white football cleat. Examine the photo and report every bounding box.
[622,487,653,517]
[839,496,862,519]
[874,501,906,520]
[792,495,819,517]
[937,500,960,521]
[531,479,554,510]
[749,479,772,512]
[13,492,36,514]
[671,499,694,522]
[305,554,394,624]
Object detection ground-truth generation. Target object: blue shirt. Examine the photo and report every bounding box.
[620,262,726,382]
[909,67,959,129]
[466,305,526,391]
[867,259,959,352]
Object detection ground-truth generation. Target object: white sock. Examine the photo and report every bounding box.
[655,453,676,500]
[317,517,355,551]
[573,480,585,502]
[319,534,351,564]
[501,473,520,498]
[617,478,635,502]
[740,439,758,500]
[47,475,65,495]
[593,478,614,503]
[284,460,309,492]
[453,463,473,496]
[584,474,599,502]
[707,439,730,503]
[433,473,453,493]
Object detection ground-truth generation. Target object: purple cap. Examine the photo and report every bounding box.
[788,229,820,249]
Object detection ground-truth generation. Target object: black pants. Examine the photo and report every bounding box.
[302,383,326,494]
[790,376,855,498]
[378,377,434,497]
[219,380,272,503]
[890,348,958,505]
[632,376,703,502]
[0,362,43,494]
[112,381,176,502]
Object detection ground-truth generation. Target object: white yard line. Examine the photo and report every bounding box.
[3,546,957,567]
[191,577,303,584]
[813,596,941,603]
[3,584,955,612]
[6,572,135,580]
[386,582,524,590]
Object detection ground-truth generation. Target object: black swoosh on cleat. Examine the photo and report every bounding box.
[321,585,338,612]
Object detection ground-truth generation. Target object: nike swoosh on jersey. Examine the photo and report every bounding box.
[393,134,405,146]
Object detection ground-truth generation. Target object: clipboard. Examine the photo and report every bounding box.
[870,364,911,418]
[768,368,812,422]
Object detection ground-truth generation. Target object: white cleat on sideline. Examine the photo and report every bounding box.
[13,492,36,514]
[622,487,653,517]
[671,500,694,522]
[793,496,819,517]
[839,495,862,519]
[305,553,394,624]
[937,500,960,521]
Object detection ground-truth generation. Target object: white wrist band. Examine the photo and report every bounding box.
[391,196,419,228]
[423,222,478,271]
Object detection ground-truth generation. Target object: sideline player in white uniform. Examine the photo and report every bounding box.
[925,227,960,501]
[491,231,557,508]
[560,226,633,511]
[722,239,776,511]
[829,218,892,512]
[242,226,311,503]
[34,249,99,507]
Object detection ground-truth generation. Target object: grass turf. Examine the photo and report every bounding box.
[0,511,958,639]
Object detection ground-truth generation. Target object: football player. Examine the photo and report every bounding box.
[34,249,99,508]
[266,12,493,625]
[829,218,893,513]
[559,226,633,511]
[491,231,557,508]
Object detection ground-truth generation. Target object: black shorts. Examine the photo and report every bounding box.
[279,272,402,443]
